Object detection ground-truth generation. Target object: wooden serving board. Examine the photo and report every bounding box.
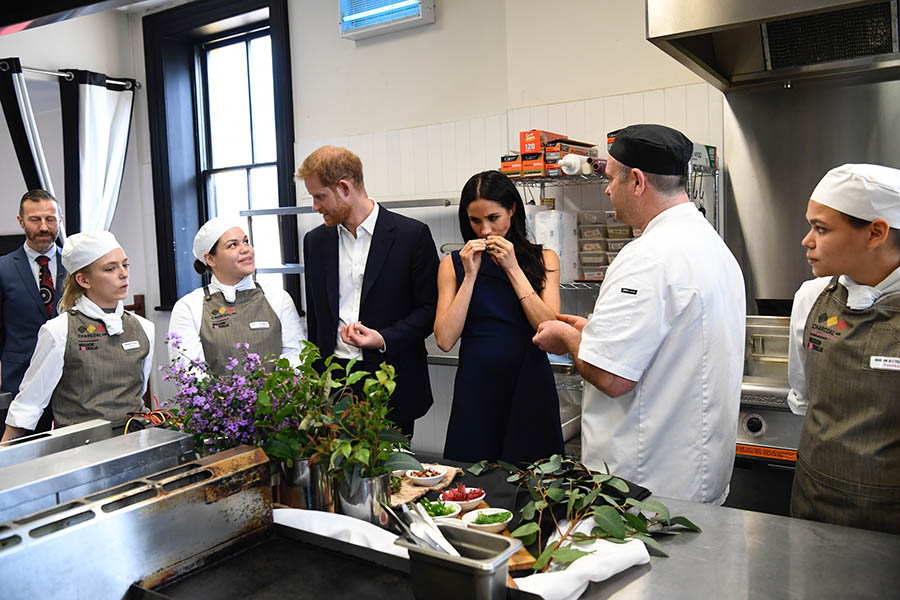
[390,464,462,507]
[469,501,536,572]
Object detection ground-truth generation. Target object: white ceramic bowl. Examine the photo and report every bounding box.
[406,466,446,487]
[439,487,486,512]
[421,500,461,520]
[461,507,513,533]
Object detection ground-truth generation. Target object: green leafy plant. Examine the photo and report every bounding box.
[254,341,359,464]
[305,361,422,496]
[470,455,701,572]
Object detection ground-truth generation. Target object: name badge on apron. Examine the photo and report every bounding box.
[122,340,141,351]
[870,355,900,371]
[249,321,270,330]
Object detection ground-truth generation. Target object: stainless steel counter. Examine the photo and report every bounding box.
[581,498,900,599]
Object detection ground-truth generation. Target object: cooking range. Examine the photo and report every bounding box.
[726,316,804,516]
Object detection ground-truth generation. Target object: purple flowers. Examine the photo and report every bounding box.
[161,340,297,456]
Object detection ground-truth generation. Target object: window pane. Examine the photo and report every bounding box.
[207,42,252,168]
[209,170,249,218]
[248,36,277,164]
[249,166,281,269]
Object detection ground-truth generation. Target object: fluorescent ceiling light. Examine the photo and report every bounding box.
[342,0,419,23]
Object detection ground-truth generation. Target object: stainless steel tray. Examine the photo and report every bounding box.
[0,428,194,522]
[0,446,271,600]
[0,419,112,469]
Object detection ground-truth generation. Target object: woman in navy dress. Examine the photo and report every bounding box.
[435,170,564,466]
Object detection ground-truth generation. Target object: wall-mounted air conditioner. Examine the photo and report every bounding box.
[340,0,435,41]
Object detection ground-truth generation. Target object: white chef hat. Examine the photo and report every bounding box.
[810,164,900,228]
[61,230,122,273]
[192,216,248,264]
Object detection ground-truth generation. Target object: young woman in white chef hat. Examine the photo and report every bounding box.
[167,216,304,374]
[787,163,900,534]
[1,231,154,442]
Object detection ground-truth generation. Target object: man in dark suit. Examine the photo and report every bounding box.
[297,146,439,437]
[0,190,66,436]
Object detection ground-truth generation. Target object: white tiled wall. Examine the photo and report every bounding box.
[294,82,726,455]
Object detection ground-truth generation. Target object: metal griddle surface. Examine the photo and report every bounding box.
[155,534,414,599]
[142,525,539,600]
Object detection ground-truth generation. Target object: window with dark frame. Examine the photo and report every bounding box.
[142,0,299,312]
[197,27,282,292]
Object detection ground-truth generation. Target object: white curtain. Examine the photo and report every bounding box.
[0,57,59,235]
[59,70,135,233]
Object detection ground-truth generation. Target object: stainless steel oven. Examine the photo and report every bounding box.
[725,316,804,515]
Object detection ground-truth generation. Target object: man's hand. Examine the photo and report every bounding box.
[340,322,386,351]
[533,318,582,355]
[556,313,589,331]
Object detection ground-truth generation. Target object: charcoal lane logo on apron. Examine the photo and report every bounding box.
[808,312,851,352]
[76,323,106,351]
[210,305,237,329]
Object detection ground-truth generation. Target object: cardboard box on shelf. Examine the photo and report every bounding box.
[500,154,522,177]
[691,144,717,169]
[543,140,595,159]
[521,152,545,177]
[520,129,566,153]
[533,210,579,283]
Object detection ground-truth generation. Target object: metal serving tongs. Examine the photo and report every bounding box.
[380,501,447,554]
[409,502,461,557]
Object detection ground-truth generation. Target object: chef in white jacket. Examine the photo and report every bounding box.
[534,124,745,504]
[787,163,900,533]
[167,216,304,374]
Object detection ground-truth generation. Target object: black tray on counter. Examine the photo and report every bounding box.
[126,524,541,600]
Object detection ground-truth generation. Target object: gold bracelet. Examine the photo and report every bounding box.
[518,290,536,302]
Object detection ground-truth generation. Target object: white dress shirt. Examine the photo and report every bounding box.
[334,200,379,359]
[787,266,900,415]
[22,242,60,288]
[167,274,306,368]
[5,297,155,430]
[578,203,746,504]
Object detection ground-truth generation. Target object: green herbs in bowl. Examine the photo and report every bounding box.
[462,507,513,533]
[419,497,461,518]
[474,510,511,525]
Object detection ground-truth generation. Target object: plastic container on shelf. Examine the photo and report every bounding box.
[581,266,608,280]
[579,224,608,239]
[579,238,608,252]
[578,211,606,225]
[606,251,620,263]
[606,238,633,252]
[607,224,633,239]
[579,251,609,266]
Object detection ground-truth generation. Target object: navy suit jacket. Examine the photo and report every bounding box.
[303,207,439,424]
[0,245,66,395]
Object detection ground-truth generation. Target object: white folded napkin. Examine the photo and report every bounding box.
[274,508,409,559]
[514,519,650,600]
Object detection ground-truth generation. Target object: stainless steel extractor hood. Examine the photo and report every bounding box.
[647,0,900,90]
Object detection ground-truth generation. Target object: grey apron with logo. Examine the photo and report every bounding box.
[791,278,900,533]
[199,284,282,375]
[51,310,149,428]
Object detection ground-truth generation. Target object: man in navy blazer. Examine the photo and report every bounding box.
[0,190,66,436]
[298,146,439,437]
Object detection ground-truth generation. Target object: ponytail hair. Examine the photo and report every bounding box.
[58,272,87,313]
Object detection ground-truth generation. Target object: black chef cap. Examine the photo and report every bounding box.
[608,124,692,176]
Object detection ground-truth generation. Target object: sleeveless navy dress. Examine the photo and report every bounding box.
[442,250,564,467]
